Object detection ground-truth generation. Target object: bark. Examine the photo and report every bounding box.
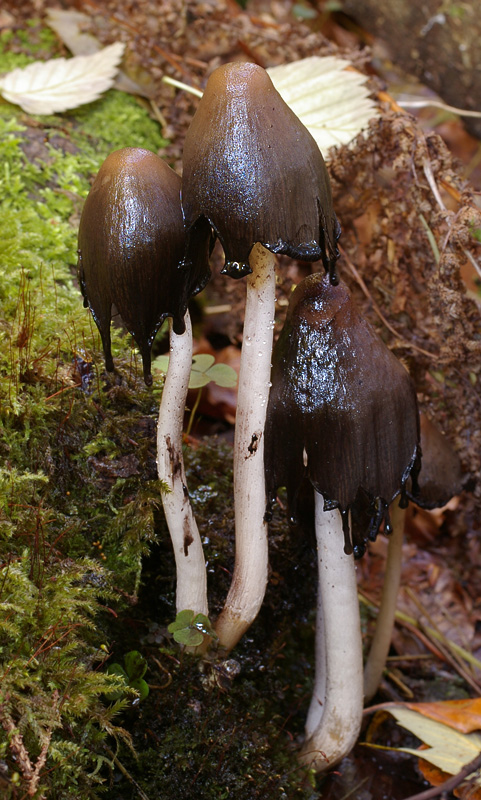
[342,0,481,138]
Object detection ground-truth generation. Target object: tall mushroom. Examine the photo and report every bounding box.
[264,271,420,771]
[78,147,212,615]
[181,61,340,650]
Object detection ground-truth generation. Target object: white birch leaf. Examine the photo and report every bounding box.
[267,56,379,155]
[0,42,125,115]
[46,9,154,99]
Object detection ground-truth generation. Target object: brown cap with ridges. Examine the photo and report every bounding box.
[265,272,421,555]
[181,62,340,281]
[78,147,211,384]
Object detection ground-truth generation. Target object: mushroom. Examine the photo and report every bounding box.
[407,413,464,510]
[78,147,212,616]
[363,412,464,702]
[181,61,340,650]
[78,147,209,385]
[264,271,420,771]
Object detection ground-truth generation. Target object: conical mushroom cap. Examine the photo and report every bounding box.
[265,272,420,555]
[78,147,211,384]
[182,62,340,281]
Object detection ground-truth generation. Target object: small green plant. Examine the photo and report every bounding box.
[168,609,217,647]
[153,352,237,390]
[106,650,149,701]
[153,352,237,435]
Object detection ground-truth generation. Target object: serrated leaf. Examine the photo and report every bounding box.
[0,42,125,115]
[46,8,155,99]
[387,706,481,776]
[267,56,379,153]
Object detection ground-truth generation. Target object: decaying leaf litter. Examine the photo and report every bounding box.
[0,0,480,798]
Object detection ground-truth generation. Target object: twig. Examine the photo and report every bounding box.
[339,777,370,799]
[398,98,481,119]
[422,158,446,211]
[104,746,151,800]
[464,248,481,280]
[0,692,59,798]
[162,76,203,99]
[404,587,481,694]
[358,589,481,694]
[384,668,414,698]
[422,158,481,280]
[151,657,173,690]
[401,750,481,800]
[359,591,449,663]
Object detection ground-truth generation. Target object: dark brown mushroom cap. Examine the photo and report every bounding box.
[406,414,463,509]
[181,62,341,281]
[77,147,211,385]
[264,272,421,556]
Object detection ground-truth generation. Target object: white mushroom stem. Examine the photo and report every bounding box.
[156,311,208,616]
[363,499,406,702]
[300,492,364,772]
[215,243,277,651]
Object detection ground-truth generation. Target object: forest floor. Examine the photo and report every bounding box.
[1,1,481,799]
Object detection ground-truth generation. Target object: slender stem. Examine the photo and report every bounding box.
[185,387,202,438]
[300,492,364,772]
[161,75,203,99]
[156,311,208,616]
[214,244,277,651]
[363,500,406,702]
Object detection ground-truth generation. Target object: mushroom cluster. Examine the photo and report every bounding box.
[77,60,462,776]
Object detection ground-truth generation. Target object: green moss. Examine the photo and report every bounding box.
[0,26,324,800]
[0,27,173,798]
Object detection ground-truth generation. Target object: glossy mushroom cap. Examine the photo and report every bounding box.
[265,272,421,557]
[406,414,463,509]
[181,62,341,281]
[78,147,211,385]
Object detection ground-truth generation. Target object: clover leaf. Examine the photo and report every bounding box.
[105,650,149,701]
[153,353,237,389]
[168,609,217,647]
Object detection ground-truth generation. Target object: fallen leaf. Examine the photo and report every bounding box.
[418,754,481,799]
[267,56,379,154]
[387,706,481,775]
[46,8,101,56]
[164,55,379,156]
[0,42,125,114]
[405,698,481,734]
[46,8,155,99]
